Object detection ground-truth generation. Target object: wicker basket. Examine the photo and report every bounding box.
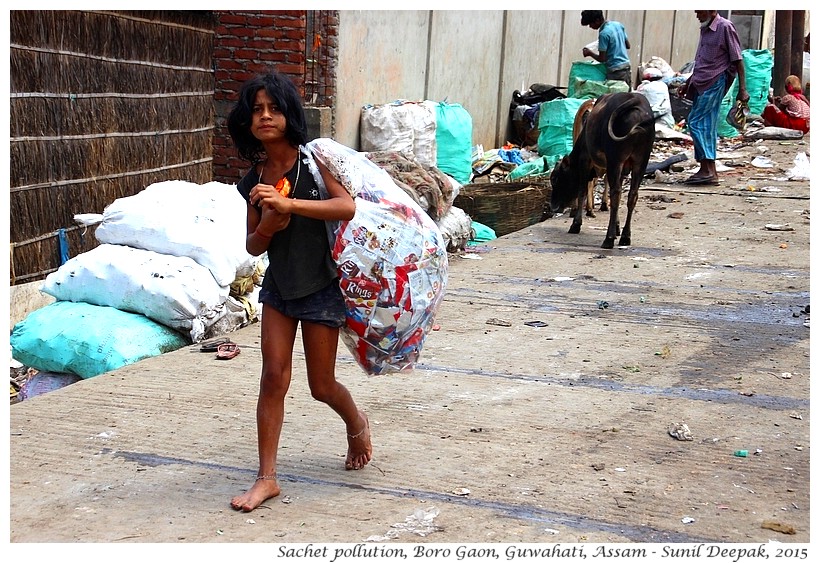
[454,181,551,237]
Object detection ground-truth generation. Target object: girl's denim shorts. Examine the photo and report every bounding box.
[259,278,346,328]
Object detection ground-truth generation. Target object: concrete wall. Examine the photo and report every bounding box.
[334,10,704,150]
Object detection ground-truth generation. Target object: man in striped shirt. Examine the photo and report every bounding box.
[678,11,749,186]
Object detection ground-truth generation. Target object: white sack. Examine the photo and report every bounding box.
[360,101,437,167]
[94,180,255,286]
[41,243,230,342]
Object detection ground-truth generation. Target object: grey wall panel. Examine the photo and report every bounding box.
[335,11,430,149]
[425,10,505,150]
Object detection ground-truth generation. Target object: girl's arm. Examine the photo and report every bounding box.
[250,159,355,222]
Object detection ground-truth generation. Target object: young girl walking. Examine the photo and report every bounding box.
[227,71,371,513]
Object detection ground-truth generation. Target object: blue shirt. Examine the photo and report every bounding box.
[598,20,630,71]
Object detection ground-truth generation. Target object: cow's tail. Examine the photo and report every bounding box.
[607,98,655,142]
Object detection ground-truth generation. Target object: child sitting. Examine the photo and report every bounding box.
[762,75,810,133]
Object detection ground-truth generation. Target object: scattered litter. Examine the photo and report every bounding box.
[245,519,256,524]
[733,450,748,458]
[789,412,803,420]
[614,467,626,472]
[765,224,794,231]
[544,528,560,535]
[681,517,695,524]
[776,372,793,379]
[365,506,442,542]
[753,448,763,456]
[751,156,774,168]
[667,212,685,219]
[550,276,575,282]
[524,320,548,327]
[785,152,810,180]
[486,318,512,327]
[758,186,782,192]
[597,300,609,310]
[655,345,671,358]
[451,488,470,496]
[281,496,292,504]
[761,520,796,535]
[668,422,693,441]
[460,253,483,260]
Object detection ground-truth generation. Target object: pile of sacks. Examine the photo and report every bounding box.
[11,180,262,379]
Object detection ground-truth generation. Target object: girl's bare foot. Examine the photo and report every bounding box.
[230,476,280,512]
[345,411,372,470]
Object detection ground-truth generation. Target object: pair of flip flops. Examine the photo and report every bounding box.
[199,337,240,359]
[681,175,720,186]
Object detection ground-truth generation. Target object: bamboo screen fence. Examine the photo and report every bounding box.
[9,10,217,285]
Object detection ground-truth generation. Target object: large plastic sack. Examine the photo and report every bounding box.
[10,301,189,379]
[40,244,230,342]
[567,60,607,97]
[572,78,630,100]
[304,138,449,375]
[424,101,473,185]
[636,79,675,128]
[360,101,437,167]
[718,49,773,138]
[537,97,586,161]
[92,180,255,286]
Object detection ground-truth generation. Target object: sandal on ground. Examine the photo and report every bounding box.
[216,343,241,360]
[681,175,720,186]
[200,337,232,352]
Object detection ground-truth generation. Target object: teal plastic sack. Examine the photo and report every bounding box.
[430,101,473,184]
[507,157,549,180]
[573,78,630,100]
[567,61,607,97]
[537,98,586,161]
[10,301,189,379]
[469,221,496,245]
[718,49,773,138]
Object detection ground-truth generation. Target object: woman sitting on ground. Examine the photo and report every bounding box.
[762,75,810,133]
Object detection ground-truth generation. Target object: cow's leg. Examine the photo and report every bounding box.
[585,180,596,217]
[619,160,648,246]
[568,188,586,234]
[599,176,609,212]
[602,166,623,249]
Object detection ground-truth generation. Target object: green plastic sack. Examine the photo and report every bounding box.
[537,98,586,161]
[718,49,773,138]
[507,157,549,180]
[567,61,607,97]
[573,78,630,100]
[10,301,189,379]
[430,101,473,184]
[469,221,496,245]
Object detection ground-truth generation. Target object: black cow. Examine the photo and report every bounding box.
[550,92,655,249]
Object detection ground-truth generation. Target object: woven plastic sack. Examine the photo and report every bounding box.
[536,97,586,161]
[93,180,255,286]
[567,60,607,97]
[424,101,473,185]
[10,301,189,379]
[360,101,437,167]
[718,49,773,138]
[572,78,630,100]
[304,138,449,375]
[40,244,229,342]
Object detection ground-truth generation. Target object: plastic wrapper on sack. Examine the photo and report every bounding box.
[305,138,449,375]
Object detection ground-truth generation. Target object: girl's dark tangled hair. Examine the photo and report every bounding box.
[227,71,308,163]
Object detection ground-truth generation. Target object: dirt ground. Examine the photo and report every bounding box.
[8,132,811,554]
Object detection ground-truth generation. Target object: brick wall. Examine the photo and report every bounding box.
[212,10,338,185]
